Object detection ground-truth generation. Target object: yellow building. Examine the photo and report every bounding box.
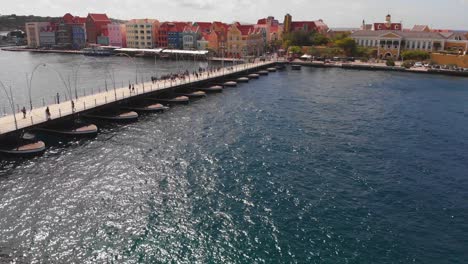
[125,19,160,49]
[226,24,243,58]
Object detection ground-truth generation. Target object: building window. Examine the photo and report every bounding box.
[417,42,420,49]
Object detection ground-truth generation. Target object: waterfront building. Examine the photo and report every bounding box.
[38,23,56,48]
[255,16,282,49]
[71,25,86,49]
[197,33,209,50]
[86,13,111,44]
[351,30,468,59]
[208,22,229,55]
[157,22,189,48]
[226,23,243,57]
[126,19,160,49]
[97,35,109,46]
[226,23,265,58]
[105,23,125,47]
[59,13,87,50]
[352,14,468,59]
[282,14,319,34]
[25,22,49,48]
[182,25,199,50]
[55,21,72,49]
[168,22,190,49]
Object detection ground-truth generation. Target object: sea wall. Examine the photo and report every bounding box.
[431,53,468,68]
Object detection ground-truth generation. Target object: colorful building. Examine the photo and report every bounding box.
[126,19,160,49]
[168,22,190,49]
[38,23,57,48]
[25,22,49,48]
[25,22,57,48]
[283,14,319,34]
[86,13,111,44]
[71,25,86,49]
[59,13,87,50]
[105,23,125,47]
[227,23,243,57]
[182,25,199,50]
[197,33,209,50]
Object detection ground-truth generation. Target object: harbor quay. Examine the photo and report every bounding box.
[0,60,278,140]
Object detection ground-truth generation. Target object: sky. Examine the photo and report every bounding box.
[3,0,468,29]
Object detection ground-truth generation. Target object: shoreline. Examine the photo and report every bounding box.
[291,60,468,77]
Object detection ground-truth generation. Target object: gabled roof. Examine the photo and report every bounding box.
[88,13,110,22]
[291,21,317,31]
[238,25,254,35]
[194,22,212,32]
[412,25,430,32]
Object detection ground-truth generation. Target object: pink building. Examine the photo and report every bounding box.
[105,23,126,47]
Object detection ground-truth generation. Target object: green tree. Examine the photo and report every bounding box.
[307,46,321,57]
[335,37,357,57]
[312,33,330,46]
[289,46,302,55]
[401,50,430,61]
[386,59,396,66]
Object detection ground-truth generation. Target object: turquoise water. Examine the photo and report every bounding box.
[1,61,468,263]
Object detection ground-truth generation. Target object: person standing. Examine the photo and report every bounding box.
[45,107,51,120]
[71,100,75,113]
[21,106,26,119]
[56,92,60,104]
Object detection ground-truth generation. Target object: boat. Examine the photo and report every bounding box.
[248,74,260,79]
[267,67,277,72]
[237,77,249,83]
[33,124,98,137]
[176,91,207,98]
[198,85,223,93]
[258,70,269,75]
[0,140,46,156]
[224,81,237,87]
[123,103,168,113]
[150,96,190,105]
[82,45,114,56]
[84,111,139,121]
[276,64,286,70]
[291,65,302,70]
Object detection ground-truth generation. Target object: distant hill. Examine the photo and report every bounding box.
[0,14,127,32]
[0,14,59,31]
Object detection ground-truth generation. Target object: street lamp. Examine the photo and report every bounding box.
[0,80,18,130]
[43,64,73,101]
[26,63,46,111]
[114,53,138,85]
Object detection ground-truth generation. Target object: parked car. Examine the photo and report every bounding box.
[414,62,423,67]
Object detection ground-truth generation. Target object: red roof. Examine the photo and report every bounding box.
[291,21,317,31]
[257,18,267,25]
[194,22,212,32]
[88,13,110,22]
[63,13,86,24]
[237,25,254,35]
[212,21,229,31]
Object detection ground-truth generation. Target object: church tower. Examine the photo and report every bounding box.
[284,13,292,34]
[385,14,392,28]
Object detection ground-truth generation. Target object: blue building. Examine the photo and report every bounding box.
[71,25,86,50]
[168,31,183,49]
